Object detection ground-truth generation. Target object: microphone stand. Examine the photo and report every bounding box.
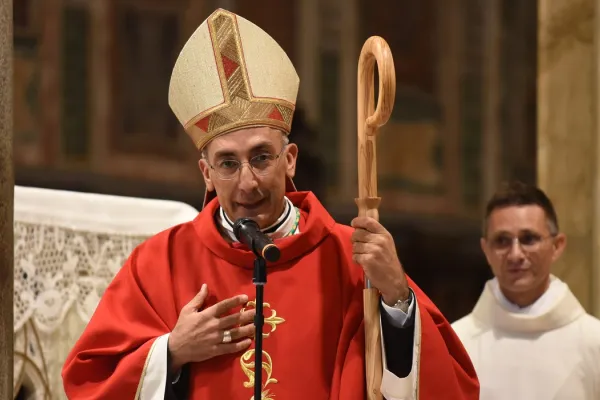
[253,254,267,400]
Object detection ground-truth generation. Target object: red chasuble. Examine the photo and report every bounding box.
[62,192,479,399]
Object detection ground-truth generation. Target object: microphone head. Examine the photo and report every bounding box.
[262,243,281,263]
[233,217,259,239]
[232,217,280,262]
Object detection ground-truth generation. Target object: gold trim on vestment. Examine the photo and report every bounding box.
[134,336,160,399]
[240,301,285,399]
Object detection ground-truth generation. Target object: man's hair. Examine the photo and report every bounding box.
[483,181,559,236]
[200,130,289,160]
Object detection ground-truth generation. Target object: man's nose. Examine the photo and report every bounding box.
[237,163,258,191]
[506,238,525,261]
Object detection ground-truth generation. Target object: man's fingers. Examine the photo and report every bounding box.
[351,217,386,234]
[219,324,256,343]
[206,294,249,317]
[218,309,256,329]
[353,253,374,266]
[351,228,370,243]
[352,242,378,255]
[212,323,255,347]
[183,284,208,313]
[232,322,257,340]
[215,338,253,356]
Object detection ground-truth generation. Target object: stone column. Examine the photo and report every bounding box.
[0,0,13,397]
[537,0,600,317]
[481,0,502,202]
[295,0,319,125]
[339,0,358,203]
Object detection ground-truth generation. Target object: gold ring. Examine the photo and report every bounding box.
[222,330,232,344]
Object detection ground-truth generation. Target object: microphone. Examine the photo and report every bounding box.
[233,218,281,263]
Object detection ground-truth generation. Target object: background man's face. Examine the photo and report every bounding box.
[481,205,565,301]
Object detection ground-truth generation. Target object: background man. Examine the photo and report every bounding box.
[453,181,600,399]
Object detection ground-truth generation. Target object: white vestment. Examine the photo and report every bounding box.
[452,275,600,400]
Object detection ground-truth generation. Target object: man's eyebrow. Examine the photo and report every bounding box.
[490,230,511,237]
[249,141,275,151]
[491,228,542,237]
[519,228,543,235]
[211,141,276,159]
[212,150,236,159]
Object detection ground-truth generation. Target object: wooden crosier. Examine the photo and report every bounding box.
[356,36,396,400]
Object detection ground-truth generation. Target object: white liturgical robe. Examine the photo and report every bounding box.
[452,275,600,400]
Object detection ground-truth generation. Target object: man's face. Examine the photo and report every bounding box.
[481,205,566,298]
[198,127,298,228]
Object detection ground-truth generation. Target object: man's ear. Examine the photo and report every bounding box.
[284,143,298,179]
[198,158,214,192]
[551,232,567,262]
[480,237,493,266]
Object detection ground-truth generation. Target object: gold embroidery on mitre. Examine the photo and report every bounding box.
[185,10,295,150]
[240,301,285,399]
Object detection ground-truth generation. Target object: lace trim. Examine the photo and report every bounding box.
[14,220,148,333]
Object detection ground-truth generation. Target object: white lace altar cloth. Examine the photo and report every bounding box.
[13,186,199,400]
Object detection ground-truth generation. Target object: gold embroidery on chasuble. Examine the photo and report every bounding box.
[189,11,295,150]
[240,301,285,399]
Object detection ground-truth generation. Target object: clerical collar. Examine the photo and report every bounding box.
[472,274,585,333]
[217,196,300,242]
[490,275,567,316]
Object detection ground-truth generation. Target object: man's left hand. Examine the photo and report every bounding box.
[351,216,410,306]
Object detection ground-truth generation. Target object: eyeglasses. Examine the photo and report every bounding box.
[488,232,556,255]
[207,147,286,180]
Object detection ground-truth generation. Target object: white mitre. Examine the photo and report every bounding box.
[168,8,300,151]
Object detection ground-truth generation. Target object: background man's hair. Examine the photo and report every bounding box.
[483,181,559,236]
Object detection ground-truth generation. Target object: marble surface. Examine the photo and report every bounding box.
[0,0,13,397]
[538,0,599,316]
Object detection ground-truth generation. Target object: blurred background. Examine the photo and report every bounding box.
[12,0,537,323]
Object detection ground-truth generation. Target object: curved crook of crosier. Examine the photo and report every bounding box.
[358,37,396,136]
